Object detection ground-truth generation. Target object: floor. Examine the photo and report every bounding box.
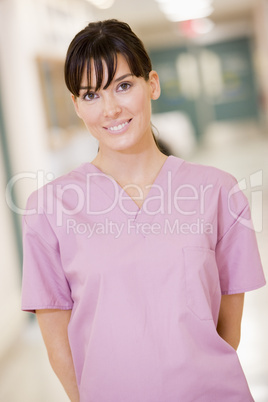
[0,119,267,402]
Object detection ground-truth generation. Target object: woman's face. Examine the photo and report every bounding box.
[72,54,160,154]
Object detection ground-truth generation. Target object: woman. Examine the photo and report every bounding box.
[22,20,266,401]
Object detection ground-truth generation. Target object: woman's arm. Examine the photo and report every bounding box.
[216,293,245,350]
[36,309,79,402]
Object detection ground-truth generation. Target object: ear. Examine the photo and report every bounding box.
[149,70,161,100]
[71,94,82,118]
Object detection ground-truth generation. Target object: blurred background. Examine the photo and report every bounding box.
[0,0,267,400]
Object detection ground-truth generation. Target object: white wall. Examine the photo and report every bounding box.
[0,151,24,358]
[0,0,96,359]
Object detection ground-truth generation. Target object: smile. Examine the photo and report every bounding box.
[107,119,132,132]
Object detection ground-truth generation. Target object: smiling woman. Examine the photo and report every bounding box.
[21,19,266,402]
[64,19,160,158]
[71,54,160,156]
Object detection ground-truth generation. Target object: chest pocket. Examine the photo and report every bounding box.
[183,247,221,322]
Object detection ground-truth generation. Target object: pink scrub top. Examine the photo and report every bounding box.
[21,156,266,402]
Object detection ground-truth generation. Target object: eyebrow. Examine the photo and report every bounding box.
[79,73,134,91]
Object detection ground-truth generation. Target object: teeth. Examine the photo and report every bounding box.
[110,121,129,131]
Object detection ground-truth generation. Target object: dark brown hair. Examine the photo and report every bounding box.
[64,19,152,97]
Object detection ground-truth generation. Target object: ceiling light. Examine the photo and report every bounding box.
[86,0,115,9]
[164,6,214,22]
[155,0,214,22]
[155,0,213,5]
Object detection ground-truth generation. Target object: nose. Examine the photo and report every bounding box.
[102,93,122,118]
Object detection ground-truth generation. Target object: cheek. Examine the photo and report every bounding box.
[136,95,151,122]
[124,91,151,116]
[78,109,101,139]
[79,106,99,126]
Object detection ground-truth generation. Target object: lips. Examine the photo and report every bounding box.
[105,119,132,133]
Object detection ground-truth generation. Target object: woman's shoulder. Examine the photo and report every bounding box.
[174,156,249,215]
[24,162,90,213]
[170,155,238,189]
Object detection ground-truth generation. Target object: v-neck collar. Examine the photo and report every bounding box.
[83,155,184,220]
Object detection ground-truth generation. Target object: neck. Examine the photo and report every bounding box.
[91,142,167,186]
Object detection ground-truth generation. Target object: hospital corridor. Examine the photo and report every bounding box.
[0,0,268,401]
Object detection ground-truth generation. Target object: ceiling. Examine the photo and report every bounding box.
[90,0,257,48]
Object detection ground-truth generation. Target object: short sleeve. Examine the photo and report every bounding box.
[21,192,73,313]
[215,175,266,295]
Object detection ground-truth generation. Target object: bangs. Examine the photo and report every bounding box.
[85,46,118,93]
[64,20,152,97]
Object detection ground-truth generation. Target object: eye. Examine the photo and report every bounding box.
[82,92,98,101]
[117,82,131,92]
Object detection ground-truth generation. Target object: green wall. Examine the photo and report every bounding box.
[149,37,259,139]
